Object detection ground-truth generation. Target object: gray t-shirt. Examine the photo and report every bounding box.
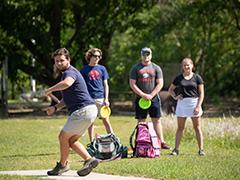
[129,62,163,94]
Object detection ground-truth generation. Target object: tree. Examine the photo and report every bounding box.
[0,0,156,87]
[108,0,240,98]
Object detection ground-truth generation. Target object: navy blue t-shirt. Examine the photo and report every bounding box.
[80,65,109,99]
[61,65,95,114]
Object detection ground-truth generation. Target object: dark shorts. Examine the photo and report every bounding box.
[135,96,162,119]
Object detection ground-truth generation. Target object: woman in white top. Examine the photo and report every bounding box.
[168,58,205,156]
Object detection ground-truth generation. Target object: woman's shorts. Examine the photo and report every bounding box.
[176,97,203,118]
[63,104,98,135]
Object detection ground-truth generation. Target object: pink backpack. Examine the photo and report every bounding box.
[130,122,161,158]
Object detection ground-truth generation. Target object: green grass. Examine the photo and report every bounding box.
[0,115,240,179]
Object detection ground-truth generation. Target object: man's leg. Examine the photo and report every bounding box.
[59,130,72,166]
[102,116,114,134]
[138,118,146,123]
[69,135,99,176]
[47,130,72,176]
[151,118,164,141]
[152,118,164,142]
[69,135,91,160]
[152,118,170,149]
[88,123,94,142]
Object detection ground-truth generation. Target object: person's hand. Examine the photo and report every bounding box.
[175,94,183,100]
[44,89,52,97]
[142,93,153,100]
[43,106,56,115]
[194,106,201,115]
[103,99,110,107]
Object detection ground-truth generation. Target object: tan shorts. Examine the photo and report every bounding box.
[62,104,98,135]
[94,98,104,118]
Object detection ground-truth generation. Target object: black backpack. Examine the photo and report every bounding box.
[87,133,128,161]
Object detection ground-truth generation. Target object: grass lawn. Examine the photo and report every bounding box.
[0,115,239,179]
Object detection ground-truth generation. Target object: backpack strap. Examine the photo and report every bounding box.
[129,122,149,157]
[129,125,138,156]
[111,133,121,152]
[86,140,97,157]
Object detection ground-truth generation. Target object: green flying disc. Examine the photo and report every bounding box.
[139,98,151,109]
[100,106,111,118]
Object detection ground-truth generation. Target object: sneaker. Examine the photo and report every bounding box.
[198,149,205,156]
[161,142,171,150]
[77,157,99,176]
[47,162,70,176]
[170,148,179,156]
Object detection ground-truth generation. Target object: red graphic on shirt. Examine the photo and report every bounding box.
[89,70,100,80]
[138,68,155,82]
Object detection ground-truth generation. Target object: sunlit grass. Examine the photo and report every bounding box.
[0,115,239,179]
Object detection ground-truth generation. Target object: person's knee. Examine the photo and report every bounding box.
[177,126,185,131]
[193,125,201,132]
[152,118,161,123]
[152,120,162,129]
[58,131,70,142]
[58,132,66,142]
[69,138,77,147]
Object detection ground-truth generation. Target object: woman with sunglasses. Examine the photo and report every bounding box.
[80,48,114,143]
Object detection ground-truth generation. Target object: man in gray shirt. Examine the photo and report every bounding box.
[129,47,170,150]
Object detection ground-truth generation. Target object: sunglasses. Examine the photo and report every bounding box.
[142,52,151,56]
[92,54,101,59]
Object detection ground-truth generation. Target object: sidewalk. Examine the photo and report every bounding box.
[0,170,155,180]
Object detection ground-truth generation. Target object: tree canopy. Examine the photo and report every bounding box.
[109,0,240,98]
[0,0,156,86]
[0,0,239,99]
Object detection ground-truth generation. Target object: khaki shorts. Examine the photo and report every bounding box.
[62,104,98,135]
[94,98,104,118]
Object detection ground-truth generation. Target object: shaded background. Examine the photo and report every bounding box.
[0,0,239,117]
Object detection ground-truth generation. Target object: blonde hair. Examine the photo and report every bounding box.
[85,48,102,63]
[182,58,193,65]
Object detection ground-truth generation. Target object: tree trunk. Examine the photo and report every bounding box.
[0,56,8,119]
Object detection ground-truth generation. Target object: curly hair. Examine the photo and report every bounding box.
[85,48,102,63]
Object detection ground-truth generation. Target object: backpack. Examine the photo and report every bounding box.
[87,133,128,161]
[130,122,161,158]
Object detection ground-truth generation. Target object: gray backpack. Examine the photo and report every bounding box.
[87,133,128,161]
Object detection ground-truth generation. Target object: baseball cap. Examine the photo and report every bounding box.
[141,47,152,56]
